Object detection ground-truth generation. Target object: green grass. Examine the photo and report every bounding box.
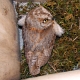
[16,0,80,79]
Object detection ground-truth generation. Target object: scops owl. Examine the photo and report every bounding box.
[18,6,64,75]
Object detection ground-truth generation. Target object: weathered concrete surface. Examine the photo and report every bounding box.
[22,70,80,80]
[0,0,20,80]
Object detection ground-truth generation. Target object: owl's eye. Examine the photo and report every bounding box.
[43,18,49,23]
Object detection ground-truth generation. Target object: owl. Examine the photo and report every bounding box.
[18,6,64,75]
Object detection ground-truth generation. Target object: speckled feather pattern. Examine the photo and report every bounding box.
[22,6,64,75]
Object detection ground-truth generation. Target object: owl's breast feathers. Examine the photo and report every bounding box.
[23,22,56,75]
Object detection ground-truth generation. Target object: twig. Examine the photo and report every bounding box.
[69,23,73,30]
[48,62,57,72]
[79,17,80,29]
[73,36,78,42]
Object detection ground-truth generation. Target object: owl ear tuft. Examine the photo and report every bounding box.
[18,15,26,26]
[53,20,64,37]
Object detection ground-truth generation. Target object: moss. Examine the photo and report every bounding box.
[16,0,80,79]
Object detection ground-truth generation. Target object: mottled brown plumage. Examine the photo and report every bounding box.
[22,6,64,75]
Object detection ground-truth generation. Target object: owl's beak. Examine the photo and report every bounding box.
[52,17,55,20]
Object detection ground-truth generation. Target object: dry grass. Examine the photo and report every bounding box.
[16,0,80,79]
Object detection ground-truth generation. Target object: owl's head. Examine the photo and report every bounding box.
[26,6,53,30]
[18,6,64,36]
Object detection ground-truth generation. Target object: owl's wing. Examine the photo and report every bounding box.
[18,15,26,27]
[53,20,64,36]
